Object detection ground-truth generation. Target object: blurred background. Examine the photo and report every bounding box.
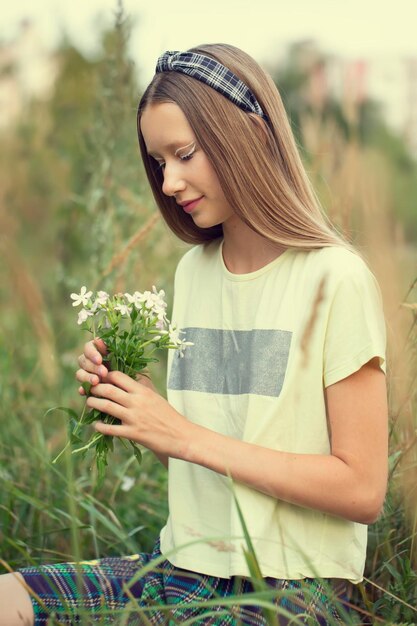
[1,1,416,621]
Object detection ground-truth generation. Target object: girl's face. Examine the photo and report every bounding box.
[140,102,236,229]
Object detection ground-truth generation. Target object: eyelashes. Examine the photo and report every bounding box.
[179,143,196,161]
[155,142,196,171]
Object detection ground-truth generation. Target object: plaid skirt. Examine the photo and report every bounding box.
[18,539,354,625]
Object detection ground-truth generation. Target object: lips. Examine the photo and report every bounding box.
[179,196,204,213]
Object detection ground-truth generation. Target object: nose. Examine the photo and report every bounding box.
[161,162,186,198]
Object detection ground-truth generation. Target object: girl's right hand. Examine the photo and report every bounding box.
[76,338,109,395]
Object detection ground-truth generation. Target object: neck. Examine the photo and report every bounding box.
[221,216,287,274]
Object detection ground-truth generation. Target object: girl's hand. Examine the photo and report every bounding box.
[75,338,156,396]
[86,370,194,459]
[76,338,109,394]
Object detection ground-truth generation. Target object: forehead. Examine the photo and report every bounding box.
[140,102,195,155]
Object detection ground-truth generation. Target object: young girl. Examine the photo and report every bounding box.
[1,43,388,625]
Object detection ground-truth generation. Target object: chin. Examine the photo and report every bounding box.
[198,213,237,230]
[193,217,223,229]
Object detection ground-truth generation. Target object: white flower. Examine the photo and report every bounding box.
[134,287,167,314]
[115,304,132,316]
[152,286,167,310]
[177,339,194,357]
[125,291,147,308]
[124,292,136,304]
[140,290,155,309]
[70,286,93,307]
[139,287,168,324]
[154,305,167,321]
[167,323,182,345]
[96,291,109,306]
[166,323,194,357]
[121,475,135,492]
[90,291,109,314]
[152,285,165,300]
[77,308,94,325]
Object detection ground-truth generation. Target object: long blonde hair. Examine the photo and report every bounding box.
[137,43,351,250]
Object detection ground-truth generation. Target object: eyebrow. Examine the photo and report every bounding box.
[147,140,195,159]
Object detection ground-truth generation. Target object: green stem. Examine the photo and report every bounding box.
[72,432,103,455]
[138,337,157,350]
[52,439,71,464]
[52,398,90,464]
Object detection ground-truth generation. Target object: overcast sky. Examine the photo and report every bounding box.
[2,0,416,78]
[2,0,417,130]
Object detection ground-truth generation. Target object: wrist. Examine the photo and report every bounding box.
[175,419,206,463]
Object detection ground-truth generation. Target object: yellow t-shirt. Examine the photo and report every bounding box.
[160,239,386,582]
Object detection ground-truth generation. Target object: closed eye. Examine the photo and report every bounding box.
[178,142,196,161]
[154,143,196,171]
[179,152,194,162]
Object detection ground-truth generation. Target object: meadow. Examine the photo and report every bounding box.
[1,11,417,624]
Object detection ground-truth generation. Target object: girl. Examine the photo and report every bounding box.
[1,43,388,625]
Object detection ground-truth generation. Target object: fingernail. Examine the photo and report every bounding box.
[90,376,97,384]
[99,367,107,376]
[94,356,101,364]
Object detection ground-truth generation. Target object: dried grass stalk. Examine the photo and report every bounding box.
[0,233,57,386]
[100,211,160,281]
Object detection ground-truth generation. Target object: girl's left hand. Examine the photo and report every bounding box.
[86,370,192,460]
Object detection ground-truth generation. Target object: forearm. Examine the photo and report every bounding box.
[183,423,386,524]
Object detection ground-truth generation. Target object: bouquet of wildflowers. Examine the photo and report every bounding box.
[52,285,192,483]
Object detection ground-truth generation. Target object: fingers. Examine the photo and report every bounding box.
[105,370,143,393]
[76,339,109,395]
[94,420,129,438]
[76,363,99,395]
[92,337,108,358]
[75,336,154,399]
[89,382,129,407]
[76,358,108,384]
[87,395,127,421]
[85,339,108,366]
[135,370,156,392]
[77,355,107,377]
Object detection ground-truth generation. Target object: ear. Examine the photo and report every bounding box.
[248,112,269,146]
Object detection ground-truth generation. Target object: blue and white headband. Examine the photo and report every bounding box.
[156,50,269,124]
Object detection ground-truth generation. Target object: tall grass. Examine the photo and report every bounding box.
[301,109,417,622]
[1,6,417,623]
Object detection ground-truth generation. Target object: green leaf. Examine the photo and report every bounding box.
[130,442,142,465]
[96,454,106,488]
[70,431,83,445]
[83,408,102,425]
[81,381,92,395]
[69,417,79,432]
[44,406,78,420]
[229,481,278,625]
[106,434,114,452]
[385,561,402,582]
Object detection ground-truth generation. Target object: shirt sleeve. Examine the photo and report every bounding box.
[323,259,387,388]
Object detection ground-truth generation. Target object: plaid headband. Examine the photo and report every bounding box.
[156,50,269,124]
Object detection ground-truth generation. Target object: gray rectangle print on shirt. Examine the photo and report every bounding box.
[168,328,292,397]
